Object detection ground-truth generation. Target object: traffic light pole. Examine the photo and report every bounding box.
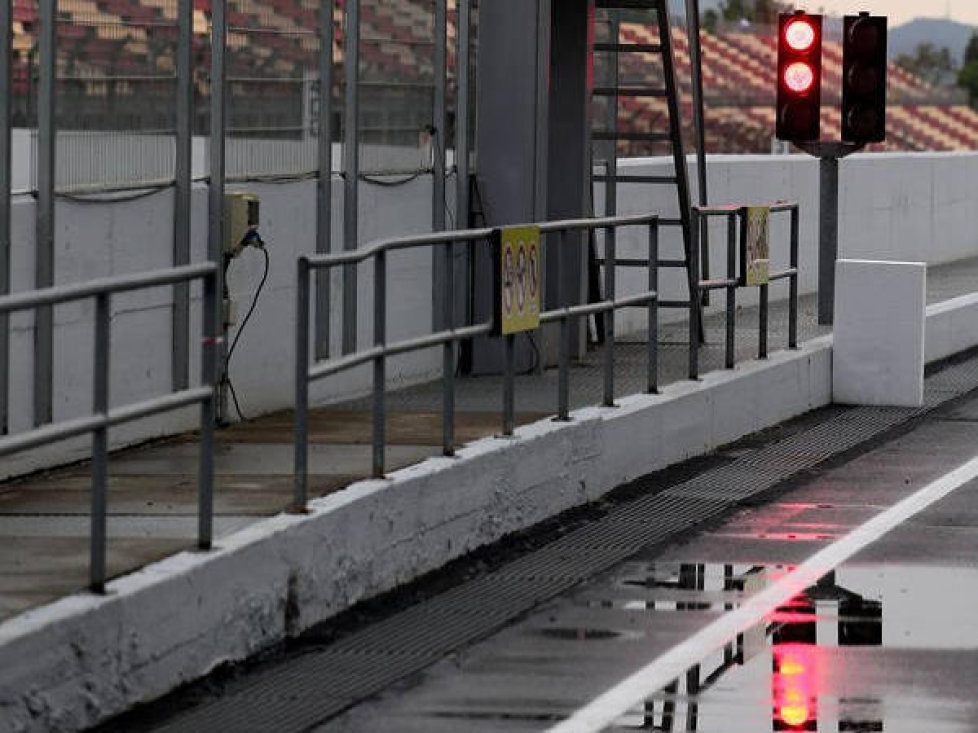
[796,141,864,325]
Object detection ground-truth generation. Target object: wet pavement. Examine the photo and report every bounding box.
[100,354,978,732]
[312,390,978,731]
[7,255,978,622]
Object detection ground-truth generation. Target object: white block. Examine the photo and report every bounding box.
[833,259,925,407]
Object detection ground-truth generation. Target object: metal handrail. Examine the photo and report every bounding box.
[0,261,220,593]
[294,214,661,510]
[689,202,800,378]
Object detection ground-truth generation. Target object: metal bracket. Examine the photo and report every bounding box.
[793,140,865,159]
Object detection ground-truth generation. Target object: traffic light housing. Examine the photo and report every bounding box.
[776,12,822,142]
[842,13,887,143]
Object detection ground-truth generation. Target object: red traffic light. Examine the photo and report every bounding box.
[776,12,822,141]
[784,18,817,52]
[784,62,815,94]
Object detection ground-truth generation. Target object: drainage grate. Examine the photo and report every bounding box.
[146,352,978,732]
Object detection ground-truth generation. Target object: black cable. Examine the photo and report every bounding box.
[358,171,426,186]
[224,244,270,422]
[52,183,174,203]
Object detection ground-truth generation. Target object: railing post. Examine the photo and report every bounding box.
[689,209,700,380]
[557,313,570,420]
[789,204,800,349]
[198,267,218,550]
[293,257,310,510]
[648,220,658,394]
[442,240,455,456]
[603,224,615,407]
[372,250,386,477]
[90,292,110,593]
[759,281,769,360]
[502,332,515,436]
[725,212,737,369]
[35,0,56,426]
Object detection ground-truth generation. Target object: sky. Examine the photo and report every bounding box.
[808,0,978,27]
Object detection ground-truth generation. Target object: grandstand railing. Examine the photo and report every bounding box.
[0,261,220,593]
[293,213,661,510]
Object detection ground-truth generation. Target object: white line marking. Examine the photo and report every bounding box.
[547,453,978,733]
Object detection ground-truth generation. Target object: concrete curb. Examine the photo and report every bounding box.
[0,297,968,731]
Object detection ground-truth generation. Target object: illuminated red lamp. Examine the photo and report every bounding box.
[783,62,815,94]
[784,18,817,52]
[776,12,823,141]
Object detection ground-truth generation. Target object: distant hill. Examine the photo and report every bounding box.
[889,17,975,66]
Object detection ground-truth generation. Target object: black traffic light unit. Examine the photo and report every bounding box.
[776,12,823,142]
[842,13,888,144]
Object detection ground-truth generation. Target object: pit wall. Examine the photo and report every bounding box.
[5,152,978,478]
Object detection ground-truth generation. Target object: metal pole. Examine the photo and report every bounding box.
[198,268,217,550]
[293,258,310,510]
[789,205,799,349]
[90,292,110,593]
[689,209,700,379]
[432,0,446,233]
[455,0,470,231]
[759,283,769,359]
[502,333,515,436]
[172,0,192,391]
[603,226,615,407]
[442,241,455,455]
[315,0,334,360]
[208,0,226,389]
[725,213,736,369]
[648,221,658,394]
[558,314,570,420]
[34,0,55,427]
[685,0,708,211]
[372,250,386,477]
[818,155,839,325]
[342,0,360,354]
[200,0,225,546]
[0,0,10,434]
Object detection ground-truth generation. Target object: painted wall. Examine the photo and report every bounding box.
[5,152,978,478]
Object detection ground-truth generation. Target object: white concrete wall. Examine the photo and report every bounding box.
[6,152,978,477]
[3,176,443,478]
[609,152,978,333]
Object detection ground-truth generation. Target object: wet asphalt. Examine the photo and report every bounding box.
[99,375,978,732]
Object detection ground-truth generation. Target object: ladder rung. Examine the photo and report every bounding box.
[593,87,667,98]
[593,174,677,184]
[593,131,672,142]
[594,42,662,54]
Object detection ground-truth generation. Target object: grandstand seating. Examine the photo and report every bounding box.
[6,0,978,153]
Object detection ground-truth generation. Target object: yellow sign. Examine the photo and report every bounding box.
[499,225,541,335]
[744,206,770,286]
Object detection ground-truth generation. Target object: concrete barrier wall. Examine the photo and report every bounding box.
[6,152,978,477]
[3,177,446,478]
[610,152,978,332]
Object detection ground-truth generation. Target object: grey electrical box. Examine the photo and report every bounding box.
[224,192,260,257]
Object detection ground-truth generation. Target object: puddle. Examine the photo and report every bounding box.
[606,563,978,732]
[539,627,645,642]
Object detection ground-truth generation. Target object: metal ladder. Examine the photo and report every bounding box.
[591,0,702,338]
